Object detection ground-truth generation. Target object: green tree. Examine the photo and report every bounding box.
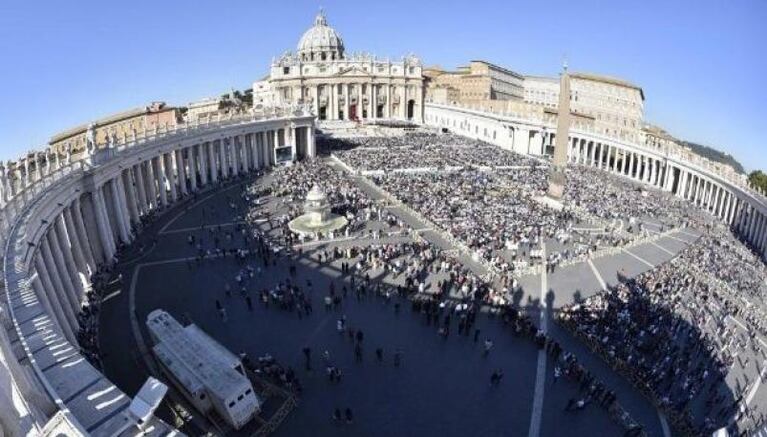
[748,170,767,192]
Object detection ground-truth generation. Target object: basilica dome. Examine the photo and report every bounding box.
[297,11,345,61]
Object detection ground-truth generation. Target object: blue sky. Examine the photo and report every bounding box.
[1,0,765,171]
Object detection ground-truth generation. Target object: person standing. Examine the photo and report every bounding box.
[344,407,353,424]
[483,339,493,356]
[303,347,312,370]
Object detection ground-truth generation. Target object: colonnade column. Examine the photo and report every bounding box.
[110,178,131,243]
[122,170,140,226]
[164,153,177,202]
[54,215,86,299]
[198,144,209,186]
[189,146,198,190]
[64,206,92,280]
[219,140,229,179]
[153,157,167,207]
[177,149,188,196]
[208,142,218,183]
[145,160,158,209]
[134,163,148,215]
[34,257,77,343]
[93,187,116,262]
[76,196,104,265]
[43,232,80,315]
[231,137,240,177]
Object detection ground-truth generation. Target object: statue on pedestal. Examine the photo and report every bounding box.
[85,123,97,156]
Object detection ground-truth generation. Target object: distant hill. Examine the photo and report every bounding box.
[681,141,744,174]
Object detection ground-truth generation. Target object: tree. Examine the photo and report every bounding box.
[748,170,767,193]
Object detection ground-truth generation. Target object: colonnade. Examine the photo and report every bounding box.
[424,102,767,259]
[0,112,315,436]
[28,126,315,344]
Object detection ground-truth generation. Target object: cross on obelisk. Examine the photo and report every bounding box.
[547,62,571,200]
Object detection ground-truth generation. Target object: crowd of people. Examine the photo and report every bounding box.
[332,131,538,172]
[564,165,699,228]
[372,169,623,279]
[558,223,767,435]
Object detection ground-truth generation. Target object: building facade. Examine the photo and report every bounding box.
[524,72,645,143]
[50,102,182,156]
[425,60,524,104]
[259,11,425,123]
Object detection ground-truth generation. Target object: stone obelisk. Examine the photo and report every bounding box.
[547,63,571,200]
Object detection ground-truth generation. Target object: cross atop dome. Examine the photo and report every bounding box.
[315,8,327,26]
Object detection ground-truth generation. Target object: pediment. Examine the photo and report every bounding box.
[336,66,372,77]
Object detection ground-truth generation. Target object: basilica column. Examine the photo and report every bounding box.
[273,130,280,164]
[343,83,350,120]
[371,85,378,120]
[401,85,408,119]
[367,83,374,120]
[307,125,316,157]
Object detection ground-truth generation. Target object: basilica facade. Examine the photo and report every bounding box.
[257,11,424,123]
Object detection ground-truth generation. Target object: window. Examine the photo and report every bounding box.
[238,395,244,401]
[245,389,252,395]
[229,401,235,408]
[283,67,290,75]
